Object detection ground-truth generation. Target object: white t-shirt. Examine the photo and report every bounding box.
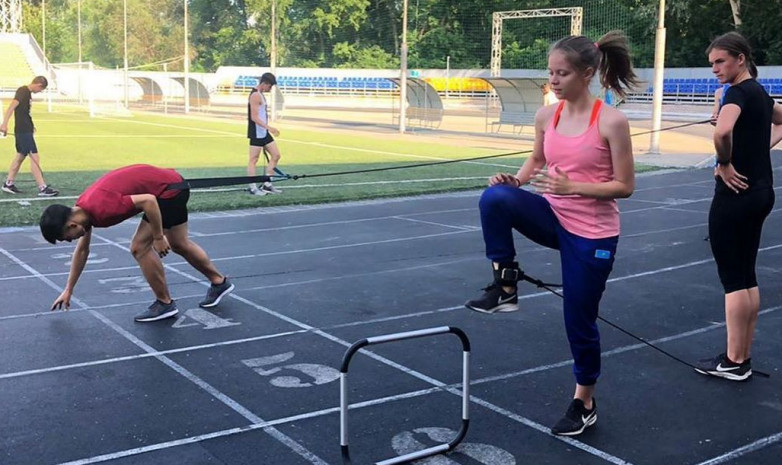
[543,92,559,106]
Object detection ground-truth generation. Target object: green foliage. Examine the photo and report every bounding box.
[18,0,782,71]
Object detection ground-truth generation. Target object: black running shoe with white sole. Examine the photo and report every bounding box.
[551,398,597,436]
[694,352,752,381]
[37,185,59,197]
[134,299,178,322]
[199,278,234,308]
[465,282,518,313]
[2,183,21,194]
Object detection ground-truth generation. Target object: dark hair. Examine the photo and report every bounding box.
[550,31,640,98]
[260,72,277,86]
[32,76,48,89]
[706,31,758,79]
[40,204,72,244]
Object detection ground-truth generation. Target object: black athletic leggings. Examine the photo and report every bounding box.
[708,187,775,293]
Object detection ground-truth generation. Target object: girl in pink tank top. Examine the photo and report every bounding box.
[465,32,638,436]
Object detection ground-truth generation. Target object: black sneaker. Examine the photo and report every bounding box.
[134,299,178,322]
[465,282,518,313]
[199,278,235,308]
[37,185,59,197]
[2,183,20,194]
[694,352,752,381]
[551,398,597,436]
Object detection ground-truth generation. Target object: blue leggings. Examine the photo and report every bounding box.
[479,185,618,386]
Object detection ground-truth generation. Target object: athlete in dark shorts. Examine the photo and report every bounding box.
[247,72,283,196]
[39,164,234,322]
[0,76,58,196]
[695,32,782,381]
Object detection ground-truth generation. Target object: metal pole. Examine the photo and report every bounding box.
[123,0,129,108]
[649,0,666,154]
[398,0,408,134]
[43,0,51,112]
[184,0,190,114]
[41,0,45,58]
[270,0,277,122]
[77,0,82,104]
[163,62,168,114]
[445,55,450,100]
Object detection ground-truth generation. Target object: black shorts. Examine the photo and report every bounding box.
[249,133,274,147]
[142,189,190,229]
[15,133,38,155]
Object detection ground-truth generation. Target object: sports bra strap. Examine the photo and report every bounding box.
[552,99,603,129]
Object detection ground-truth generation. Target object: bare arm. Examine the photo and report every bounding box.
[771,102,782,148]
[490,107,549,187]
[0,99,19,134]
[51,229,92,310]
[714,104,741,164]
[131,194,171,257]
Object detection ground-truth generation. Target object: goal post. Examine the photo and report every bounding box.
[491,8,583,77]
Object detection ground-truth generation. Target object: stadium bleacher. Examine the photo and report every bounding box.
[233,75,394,91]
[0,42,35,90]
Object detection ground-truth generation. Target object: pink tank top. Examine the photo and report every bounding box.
[542,100,620,239]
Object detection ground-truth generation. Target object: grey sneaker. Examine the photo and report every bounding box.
[134,299,178,322]
[2,183,21,194]
[262,183,282,194]
[199,278,234,308]
[37,185,59,197]
[249,187,267,196]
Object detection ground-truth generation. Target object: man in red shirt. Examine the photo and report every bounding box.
[39,164,234,322]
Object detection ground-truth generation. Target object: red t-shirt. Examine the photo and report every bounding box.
[76,165,183,227]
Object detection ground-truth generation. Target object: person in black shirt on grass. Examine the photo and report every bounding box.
[0,76,59,197]
[695,32,782,381]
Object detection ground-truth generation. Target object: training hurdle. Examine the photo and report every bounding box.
[340,326,471,464]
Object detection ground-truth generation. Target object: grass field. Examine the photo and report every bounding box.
[0,107,653,227]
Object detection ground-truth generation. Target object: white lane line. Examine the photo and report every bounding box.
[693,431,782,465]
[0,247,329,465]
[48,300,782,465]
[104,116,521,168]
[94,233,633,465]
[0,329,307,380]
[391,215,479,231]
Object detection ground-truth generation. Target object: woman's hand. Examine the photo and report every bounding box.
[714,163,748,193]
[489,173,521,187]
[531,167,574,195]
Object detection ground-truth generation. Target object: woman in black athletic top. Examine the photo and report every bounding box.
[695,32,782,381]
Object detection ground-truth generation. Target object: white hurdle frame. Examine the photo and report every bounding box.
[339,326,471,465]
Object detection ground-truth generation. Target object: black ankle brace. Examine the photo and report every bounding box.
[493,262,520,287]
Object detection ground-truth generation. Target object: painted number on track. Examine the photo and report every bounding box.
[392,427,515,464]
[242,352,340,388]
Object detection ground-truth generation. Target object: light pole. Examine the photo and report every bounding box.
[123,0,129,108]
[77,0,82,103]
[270,0,277,122]
[445,55,450,100]
[183,0,190,114]
[398,0,408,134]
[41,0,45,57]
[649,0,666,154]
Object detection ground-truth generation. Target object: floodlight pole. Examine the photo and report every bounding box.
[184,0,190,114]
[41,0,45,57]
[270,0,277,122]
[123,0,129,108]
[649,0,666,154]
[445,55,450,100]
[398,0,408,134]
[77,0,82,103]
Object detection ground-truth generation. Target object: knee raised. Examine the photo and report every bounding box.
[479,185,516,210]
